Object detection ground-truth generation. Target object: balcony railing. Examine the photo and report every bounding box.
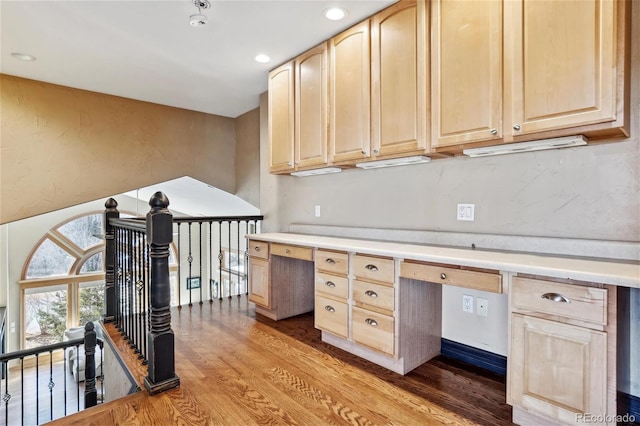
[104,192,262,395]
[0,323,103,425]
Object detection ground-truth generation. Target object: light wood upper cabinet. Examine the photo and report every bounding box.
[295,43,329,170]
[268,62,295,173]
[431,0,502,148]
[504,0,627,140]
[330,20,371,164]
[371,0,428,158]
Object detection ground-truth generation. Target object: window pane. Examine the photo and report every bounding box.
[78,282,105,327]
[26,239,75,278]
[24,286,68,349]
[80,252,103,273]
[58,214,103,250]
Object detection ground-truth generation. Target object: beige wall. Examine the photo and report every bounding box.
[0,74,237,224]
[235,107,260,209]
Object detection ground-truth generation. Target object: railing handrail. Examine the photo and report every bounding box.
[0,337,104,363]
[109,217,147,232]
[173,215,264,223]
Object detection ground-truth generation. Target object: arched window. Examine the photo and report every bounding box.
[19,212,177,349]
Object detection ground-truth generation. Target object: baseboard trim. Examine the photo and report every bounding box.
[440,338,506,376]
[618,391,640,422]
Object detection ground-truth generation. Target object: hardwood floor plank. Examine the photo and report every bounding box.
[46,298,513,425]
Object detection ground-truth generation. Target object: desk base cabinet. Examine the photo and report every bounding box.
[508,276,617,426]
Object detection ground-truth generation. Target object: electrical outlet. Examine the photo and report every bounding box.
[477,298,488,317]
[462,295,474,313]
[315,205,321,217]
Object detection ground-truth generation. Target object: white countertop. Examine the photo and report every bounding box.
[248,233,640,288]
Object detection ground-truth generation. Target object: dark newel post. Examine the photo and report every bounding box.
[144,192,180,394]
[104,198,119,323]
[84,322,98,408]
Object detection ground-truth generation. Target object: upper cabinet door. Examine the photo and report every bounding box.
[295,43,329,170]
[330,21,371,164]
[268,61,295,173]
[504,0,617,138]
[431,0,502,148]
[371,0,428,157]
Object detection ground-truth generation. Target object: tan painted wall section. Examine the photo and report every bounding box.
[0,74,236,224]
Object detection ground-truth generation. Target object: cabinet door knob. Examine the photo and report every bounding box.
[285,249,290,254]
[513,124,521,131]
[365,290,378,298]
[490,129,498,135]
[361,150,368,155]
[541,292,571,303]
[440,273,446,280]
[254,246,260,252]
[324,305,336,313]
[325,258,336,264]
[373,149,379,154]
[365,318,378,327]
[325,281,336,288]
[365,264,379,272]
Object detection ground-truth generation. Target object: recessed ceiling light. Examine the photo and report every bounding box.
[323,7,348,21]
[254,54,270,64]
[11,52,37,62]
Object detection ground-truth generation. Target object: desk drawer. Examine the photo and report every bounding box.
[315,295,348,338]
[400,261,502,293]
[248,240,269,259]
[315,272,348,300]
[352,307,394,356]
[271,243,313,261]
[353,255,394,284]
[315,250,349,275]
[512,277,607,326]
[353,280,394,314]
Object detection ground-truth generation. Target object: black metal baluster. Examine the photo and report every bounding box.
[208,221,214,303]
[188,222,193,307]
[35,354,39,424]
[20,357,24,424]
[2,361,10,425]
[63,345,68,416]
[138,229,145,355]
[199,221,203,305]
[128,229,135,347]
[244,221,249,295]
[48,350,54,421]
[218,221,223,300]
[143,235,149,365]
[236,220,241,297]
[176,222,182,309]
[228,221,233,298]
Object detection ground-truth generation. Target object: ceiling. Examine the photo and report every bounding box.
[1,0,395,118]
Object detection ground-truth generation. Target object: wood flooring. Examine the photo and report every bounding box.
[48,297,514,425]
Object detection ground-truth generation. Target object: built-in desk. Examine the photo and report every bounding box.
[246,233,639,426]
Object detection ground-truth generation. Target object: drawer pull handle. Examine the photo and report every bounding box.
[365,290,378,298]
[254,246,261,251]
[324,305,336,313]
[285,249,291,254]
[325,281,336,288]
[365,264,379,272]
[541,292,571,303]
[325,258,336,264]
[365,318,378,327]
[440,273,447,280]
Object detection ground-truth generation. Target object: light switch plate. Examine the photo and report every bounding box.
[457,204,475,221]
